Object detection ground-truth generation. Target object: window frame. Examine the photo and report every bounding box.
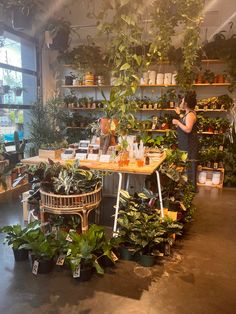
[0,24,40,143]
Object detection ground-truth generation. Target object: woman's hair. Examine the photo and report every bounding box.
[184,90,197,109]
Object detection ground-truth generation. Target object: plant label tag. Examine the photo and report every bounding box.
[164,243,171,256]
[111,251,118,262]
[99,155,111,163]
[73,266,81,278]
[66,229,75,242]
[219,145,224,151]
[51,226,58,235]
[56,255,65,266]
[32,260,39,275]
[66,234,72,242]
[87,154,98,161]
[66,249,71,256]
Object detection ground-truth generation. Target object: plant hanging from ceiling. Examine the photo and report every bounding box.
[150,0,204,90]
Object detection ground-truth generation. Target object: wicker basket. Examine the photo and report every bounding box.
[40,186,102,232]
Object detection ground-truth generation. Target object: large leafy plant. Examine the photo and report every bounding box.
[27,160,102,195]
[0,221,41,250]
[117,190,183,254]
[66,224,114,275]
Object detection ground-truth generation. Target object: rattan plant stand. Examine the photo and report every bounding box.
[40,186,102,232]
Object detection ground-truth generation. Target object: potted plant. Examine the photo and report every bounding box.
[66,225,114,281]
[13,86,27,97]
[45,18,71,53]
[24,233,58,274]
[1,0,42,30]
[0,221,40,262]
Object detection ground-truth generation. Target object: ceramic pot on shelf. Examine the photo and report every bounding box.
[164,73,172,85]
[156,73,164,85]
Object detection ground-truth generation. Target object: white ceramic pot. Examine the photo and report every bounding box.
[172,72,177,85]
[148,71,156,85]
[164,73,172,85]
[156,73,164,85]
[143,72,149,84]
[198,171,207,184]
[212,172,221,185]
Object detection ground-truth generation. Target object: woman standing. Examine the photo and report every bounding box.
[172,91,199,191]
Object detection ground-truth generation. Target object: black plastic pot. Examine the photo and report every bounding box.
[138,254,155,267]
[13,248,29,262]
[12,8,32,30]
[74,266,93,282]
[119,247,134,261]
[3,85,10,94]
[65,76,73,85]
[30,254,54,274]
[98,255,115,268]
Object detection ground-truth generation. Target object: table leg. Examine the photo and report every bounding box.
[113,172,123,235]
[156,170,164,218]
[125,174,130,191]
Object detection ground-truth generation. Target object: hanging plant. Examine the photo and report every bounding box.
[150,0,204,90]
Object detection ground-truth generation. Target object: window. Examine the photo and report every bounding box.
[0,30,37,142]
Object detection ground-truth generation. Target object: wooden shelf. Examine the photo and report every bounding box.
[62,83,230,89]
[66,126,88,129]
[0,182,29,195]
[198,167,224,172]
[198,132,224,135]
[193,83,230,86]
[197,182,223,188]
[195,109,227,112]
[65,107,102,111]
[132,129,170,133]
[138,108,227,112]
[64,60,225,68]
[62,85,111,88]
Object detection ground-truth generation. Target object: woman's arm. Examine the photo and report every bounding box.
[172,112,196,133]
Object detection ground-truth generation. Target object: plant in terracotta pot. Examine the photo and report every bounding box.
[202,69,215,84]
[160,114,172,130]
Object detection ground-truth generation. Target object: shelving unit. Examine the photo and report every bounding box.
[62,60,230,190]
[197,167,224,189]
[62,83,230,89]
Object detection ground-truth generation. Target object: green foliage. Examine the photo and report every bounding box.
[66,224,114,274]
[58,43,106,73]
[28,97,69,152]
[117,190,183,254]
[0,221,41,250]
[27,160,102,195]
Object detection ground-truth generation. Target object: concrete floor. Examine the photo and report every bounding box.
[0,186,236,314]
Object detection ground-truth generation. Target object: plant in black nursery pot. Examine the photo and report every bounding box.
[23,231,58,274]
[66,225,114,281]
[0,221,40,262]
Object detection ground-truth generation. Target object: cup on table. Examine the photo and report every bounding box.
[136,159,144,167]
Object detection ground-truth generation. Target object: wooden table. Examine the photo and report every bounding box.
[21,153,166,234]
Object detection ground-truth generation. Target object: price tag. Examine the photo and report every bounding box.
[219,145,224,151]
[56,255,66,266]
[99,155,111,163]
[51,226,58,235]
[66,234,73,242]
[75,153,87,161]
[111,251,118,262]
[87,154,99,161]
[66,229,75,242]
[32,260,39,275]
[73,265,81,278]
